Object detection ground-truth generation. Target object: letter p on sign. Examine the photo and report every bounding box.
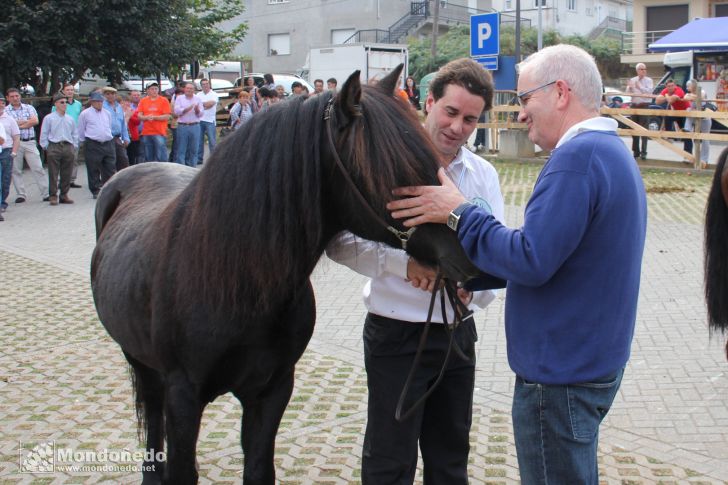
[470,12,500,58]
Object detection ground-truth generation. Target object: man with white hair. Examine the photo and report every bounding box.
[626,62,654,159]
[387,44,647,484]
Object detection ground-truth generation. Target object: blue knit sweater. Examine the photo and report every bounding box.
[459,130,647,384]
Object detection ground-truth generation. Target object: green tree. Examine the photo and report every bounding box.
[410,25,629,84]
[0,0,247,95]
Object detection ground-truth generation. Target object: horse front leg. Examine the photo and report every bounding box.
[163,371,204,485]
[234,370,295,485]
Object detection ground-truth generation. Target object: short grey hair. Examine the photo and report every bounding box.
[518,44,603,111]
[635,62,647,71]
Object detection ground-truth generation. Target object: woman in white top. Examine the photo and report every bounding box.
[684,78,711,167]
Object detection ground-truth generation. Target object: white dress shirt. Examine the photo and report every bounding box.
[196,90,219,124]
[326,147,505,323]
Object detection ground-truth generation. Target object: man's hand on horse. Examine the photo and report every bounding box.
[388,167,467,227]
[406,257,439,292]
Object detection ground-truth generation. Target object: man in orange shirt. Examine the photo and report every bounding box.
[136,82,171,162]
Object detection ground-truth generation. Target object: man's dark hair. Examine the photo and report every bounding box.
[6,88,20,96]
[291,81,302,89]
[264,73,275,85]
[428,58,494,112]
[327,78,337,86]
[666,79,675,85]
[314,79,323,85]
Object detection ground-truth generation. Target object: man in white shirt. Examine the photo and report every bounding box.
[326,58,504,484]
[0,93,20,213]
[196,79,219,165]
[0,118,6,220]
[625,63,654,159]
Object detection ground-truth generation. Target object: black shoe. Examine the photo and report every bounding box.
[15,197,25,203]
[640,153,647,160]
[0,213,4,221]
[70,182,82,188]
[92,193,98,199]
[43,196,51,202]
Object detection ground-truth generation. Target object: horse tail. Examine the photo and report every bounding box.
[704,146,728,357]
[94,185,122,240]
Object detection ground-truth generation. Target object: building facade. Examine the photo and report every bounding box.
[221,0,491,75]
[490,0,632,38]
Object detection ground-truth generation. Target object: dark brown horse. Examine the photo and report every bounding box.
[90,66,484,484]
[705,146,728,359]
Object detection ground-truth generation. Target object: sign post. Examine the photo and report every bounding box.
[470,12,500,71]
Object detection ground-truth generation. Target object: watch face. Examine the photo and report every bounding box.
[447,213,458,231]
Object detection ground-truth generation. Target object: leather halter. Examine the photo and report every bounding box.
[324,97,417,250]
[323,96,474,422]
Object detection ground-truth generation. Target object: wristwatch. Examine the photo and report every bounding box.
[447,202,474,232]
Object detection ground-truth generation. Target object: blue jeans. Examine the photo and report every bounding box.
[198,121,216,163]
[0,149,11,208]
[142,135,168,162]
[175,123,201,167]
[512,368,624,484]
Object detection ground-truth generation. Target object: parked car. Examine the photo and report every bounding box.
[77,72,173,95]
[194,78,235,92]
[234,73,314,96]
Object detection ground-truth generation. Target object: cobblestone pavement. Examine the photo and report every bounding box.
[1,160,727,484]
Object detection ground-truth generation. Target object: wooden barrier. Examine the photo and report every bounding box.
[481,102,728,168]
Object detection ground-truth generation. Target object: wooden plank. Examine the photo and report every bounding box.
[615,129,728,142]
[601,107,728,119]
[613,114,694,162]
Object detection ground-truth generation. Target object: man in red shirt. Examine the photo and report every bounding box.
[137,83,171,162]
[657,79,692,153]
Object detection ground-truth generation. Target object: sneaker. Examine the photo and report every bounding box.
[15,196,25,203]
[43,196,51,202]
[49,195,59,206]
[70,182,82,188]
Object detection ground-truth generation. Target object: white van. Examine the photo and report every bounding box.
[77,72,173,95]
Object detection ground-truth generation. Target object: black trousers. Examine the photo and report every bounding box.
[84,139,116,195]
[630,103,649,157]
[362,313,476,485]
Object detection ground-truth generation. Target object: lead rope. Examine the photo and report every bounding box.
[394,271,475,422]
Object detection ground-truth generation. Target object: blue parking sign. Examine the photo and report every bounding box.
[470,12,500,58]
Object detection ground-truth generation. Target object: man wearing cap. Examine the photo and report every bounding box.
[137,82,171,162]
[52,83,84,188]
[0,93,20,213]
[5,88,50,204]
[173,81,203,167]
[102,87,130,171]
[40,93,78,205]
[77,91,116,198]
[196,78,218,165]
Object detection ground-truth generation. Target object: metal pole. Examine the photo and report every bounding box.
[431,0,440,69]
[537,0,543,50]
[515,0,521,63]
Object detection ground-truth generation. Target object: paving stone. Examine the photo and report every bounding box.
[2,162,728,483]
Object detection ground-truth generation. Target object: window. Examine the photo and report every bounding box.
[505,0,512,9]
[268,0,288,4]
[268,33,290,56]
[716,4,728,17]
[646,4,689,42]
[331,28,356,44]
[567,0,576,11]
[534,0,546,6]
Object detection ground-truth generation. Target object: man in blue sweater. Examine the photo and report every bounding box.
[387,44,647,484]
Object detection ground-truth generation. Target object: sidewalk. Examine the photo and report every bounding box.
[1,162,727,483]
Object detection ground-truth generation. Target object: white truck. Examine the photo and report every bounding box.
[659,50,728,106]
[302,43,409,87]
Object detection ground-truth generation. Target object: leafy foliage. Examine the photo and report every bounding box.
[408,25,629,84]
[0,0,247,95]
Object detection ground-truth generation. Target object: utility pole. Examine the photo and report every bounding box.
[430,0,440,70]
[515,0,521,62]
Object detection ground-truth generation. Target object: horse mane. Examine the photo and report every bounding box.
[704,146,728,356]
[172,85,441,317]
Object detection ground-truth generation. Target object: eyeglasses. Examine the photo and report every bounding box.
[516,81,557,107]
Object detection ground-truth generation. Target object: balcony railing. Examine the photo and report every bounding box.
[622,30,675,55]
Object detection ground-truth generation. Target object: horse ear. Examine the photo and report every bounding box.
[337,70,362,123]
[377,64,404,96]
